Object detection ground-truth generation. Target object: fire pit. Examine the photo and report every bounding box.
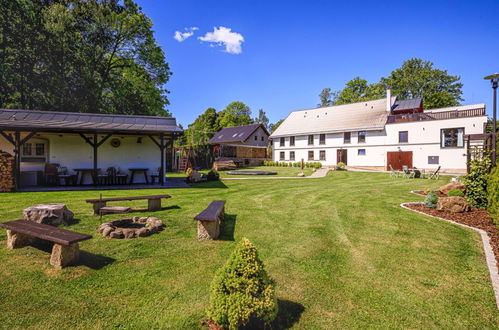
[98,216,165,239]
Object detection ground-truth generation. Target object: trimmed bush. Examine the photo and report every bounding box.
[424,191,439,208]
[447,189,464,197]
[206,238,278,329]
[207,169,220,181]
[462,156,491,208]
[336,162,346,171]
[488,166,499,225]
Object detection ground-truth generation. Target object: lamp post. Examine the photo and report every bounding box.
[484,73,499,165]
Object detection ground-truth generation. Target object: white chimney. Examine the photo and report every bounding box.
[386,88,392,112]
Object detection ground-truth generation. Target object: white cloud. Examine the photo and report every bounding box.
[198,26,244,54]
[173,27,199,42]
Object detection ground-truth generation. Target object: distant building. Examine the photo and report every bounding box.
[270,89,487,173]
[209,123,270,166]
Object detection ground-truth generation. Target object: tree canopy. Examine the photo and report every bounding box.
[0,0,171,116]
[253,109,269,130]
[320,58,463,109]
[216,101,253,128]
[317,88,336,107]
[185,107,219,145]
[269,119,284,133]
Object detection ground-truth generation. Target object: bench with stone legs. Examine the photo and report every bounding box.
[86,194,171,215]
[194,200,226,240]
[0,220,92,269]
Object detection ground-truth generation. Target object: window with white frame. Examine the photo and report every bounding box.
[308,135,314,145]
[319,150,326,160]
[290,151,295,161]
[280,137,285,147]
[280,151,285,160]
[308,150,314,160]
[358,131,366,143]
[290,136,295,146]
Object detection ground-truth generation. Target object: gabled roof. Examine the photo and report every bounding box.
[209,123,269,144]
[0,109,182,134]
[270,97,393,138]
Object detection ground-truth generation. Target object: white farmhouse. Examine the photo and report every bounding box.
[270,90,487,173]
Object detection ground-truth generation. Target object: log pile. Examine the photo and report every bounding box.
[213,160,237,171]
[0,150,15,192]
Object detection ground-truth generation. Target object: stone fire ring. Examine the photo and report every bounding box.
[98,216,165,239]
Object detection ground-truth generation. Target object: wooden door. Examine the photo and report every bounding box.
[337,149,347,165]
[387,151,412,170]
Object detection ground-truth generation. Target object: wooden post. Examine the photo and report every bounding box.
[14,132,20,191]
[93,133,98,184]
[466,135,471,173]
[160,134,165,186]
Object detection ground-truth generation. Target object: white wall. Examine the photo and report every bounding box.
[0,133,163,184]
[272,116,487,171]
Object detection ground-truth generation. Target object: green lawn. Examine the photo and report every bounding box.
[0,171,498,328]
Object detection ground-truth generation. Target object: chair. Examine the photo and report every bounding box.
[115,167,128,185]
[413,167,422,179]
[428,166,441,180]
[150,167,161,184]
[44,163,60,185]
[97,167,117,185]
[57,166,76,186]
[389,164,401,178]
[402,165,415,179]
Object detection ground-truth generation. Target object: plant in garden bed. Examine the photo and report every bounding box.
[447,189,464,197]
[336,162,347,171]
[206,238,278,329]
[424,191,439,208]
[488,166,499,225]
[462,156,491,208]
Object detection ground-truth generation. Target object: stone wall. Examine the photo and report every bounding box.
[0,150,15,192]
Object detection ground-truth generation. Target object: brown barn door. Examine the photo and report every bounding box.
[337,149,347,165]
[387,151,412,170]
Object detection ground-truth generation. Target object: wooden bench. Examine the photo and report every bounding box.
[194,200,226,240]
[86,194,171,215]
[0,220,92,269]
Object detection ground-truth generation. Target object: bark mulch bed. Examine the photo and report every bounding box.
[406,203,499,271]
[413,190,447,197]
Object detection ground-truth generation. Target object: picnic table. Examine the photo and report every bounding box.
[0,220,92,269]
[86,194,171,215]
[74,168,100,185]
[129,168,149,184]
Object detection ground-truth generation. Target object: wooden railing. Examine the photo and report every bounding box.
[387,108,486,124]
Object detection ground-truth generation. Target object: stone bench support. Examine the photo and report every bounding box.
[6,230,34,249]
[50,243,80,269]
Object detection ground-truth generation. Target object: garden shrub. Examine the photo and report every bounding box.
[207,169,220,181]
[488,166,499,225]
[336,162,346,171]
[462,156,491,208]
[186,168,192,177]
[447,189,464,197]
[424,191,439,208]
[206,238,278,329]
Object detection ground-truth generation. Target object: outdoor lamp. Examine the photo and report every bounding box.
[484,73,499,164]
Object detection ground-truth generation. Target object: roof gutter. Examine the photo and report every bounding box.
[269,125,386,138]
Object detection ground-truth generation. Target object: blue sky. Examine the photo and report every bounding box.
[137,0,499,127]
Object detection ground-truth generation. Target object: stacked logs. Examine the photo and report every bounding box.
[0,150,15,192]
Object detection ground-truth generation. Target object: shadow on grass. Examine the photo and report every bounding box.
[77,250,116,270]
[219,214,237,241]
[241,299,305,329]
[188,180,228,189]
[30,240,115,270]
[63,218,81,226]
[273,299,305,329]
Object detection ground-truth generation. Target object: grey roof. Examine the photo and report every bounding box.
[270,97,392,138]
[209,124,268,144]
[0,109,182,134]
[391,98,422,112]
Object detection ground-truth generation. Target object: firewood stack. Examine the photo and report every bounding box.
[0,150,15,192]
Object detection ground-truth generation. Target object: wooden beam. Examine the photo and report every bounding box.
[79,133,95,147]
[20,131,38,146]
[93,134,98,183]
[0,131,15,146]
[160,134,165,186]
[14,132,20,191]
[148,135,161,149]
[96,133,113,148]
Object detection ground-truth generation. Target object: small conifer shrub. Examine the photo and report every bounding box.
[424,191,439,208]
[206,238,278,329]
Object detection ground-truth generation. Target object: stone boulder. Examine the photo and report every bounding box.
[23,203,74,226]
[438,182,465,195]
[297,172,305,177]
[188,170,203,183]
[436,196,471,213]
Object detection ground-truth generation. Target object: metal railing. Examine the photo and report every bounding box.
[387,108,486,124]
